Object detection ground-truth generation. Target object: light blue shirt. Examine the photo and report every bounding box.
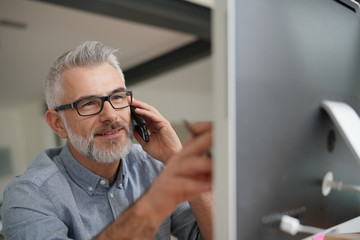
[1,144,202,239]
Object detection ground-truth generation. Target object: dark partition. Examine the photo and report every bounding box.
[231,0,360,239]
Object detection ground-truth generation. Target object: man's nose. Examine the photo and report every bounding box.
[98,100,118,122]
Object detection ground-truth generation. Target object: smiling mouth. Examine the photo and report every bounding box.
[95,128,122,137]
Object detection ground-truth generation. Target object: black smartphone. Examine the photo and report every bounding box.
[130,106,150,142]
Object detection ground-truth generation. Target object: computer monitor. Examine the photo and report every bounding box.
[228,0,360,239]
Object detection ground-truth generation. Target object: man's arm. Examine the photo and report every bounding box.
[93,195,166,240]
[95,193,214,240]
[189,191,214,240]
[186,123,214,240]
[94,122,213,240]
[135,100,213,239]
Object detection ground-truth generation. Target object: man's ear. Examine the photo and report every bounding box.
[45,110,68,138]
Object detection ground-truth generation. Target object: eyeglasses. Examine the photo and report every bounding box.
[55,90,133,116]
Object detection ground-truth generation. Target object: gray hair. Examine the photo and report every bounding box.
[44,41,125,110]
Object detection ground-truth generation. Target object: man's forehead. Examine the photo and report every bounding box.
[61,64,125,101]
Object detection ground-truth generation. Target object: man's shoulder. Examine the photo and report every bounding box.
[6,146,65,189]
[124,144,165,175]
[122,144,164,187]
[127,144,164,166]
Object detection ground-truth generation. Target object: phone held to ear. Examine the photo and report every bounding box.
[130,106,150,142]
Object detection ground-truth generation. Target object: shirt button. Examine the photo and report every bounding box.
[88,186,94,192]
[100,180,106,185]
[109,193,114,199]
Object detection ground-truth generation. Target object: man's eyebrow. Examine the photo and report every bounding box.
[74,87,127,102]
[111,87,127,94]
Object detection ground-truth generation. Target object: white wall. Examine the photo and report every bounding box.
[0,106,26,202]
[0,56,212,202]
[0,99,56,202]
[130,57,212,123]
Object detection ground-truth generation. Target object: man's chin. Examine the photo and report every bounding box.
[90,138,133,164]
[95,136,125,148]
[93,135,133,152]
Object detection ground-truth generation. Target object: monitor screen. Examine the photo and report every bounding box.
[230,0,360,239]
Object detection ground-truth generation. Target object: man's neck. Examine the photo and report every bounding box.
[68,143,120,186]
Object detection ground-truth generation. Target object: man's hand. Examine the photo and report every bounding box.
[144,122,213,218]
[94,122,213,240]
[131,99,182,163]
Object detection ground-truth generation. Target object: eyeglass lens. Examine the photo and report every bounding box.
[77,92,131,116]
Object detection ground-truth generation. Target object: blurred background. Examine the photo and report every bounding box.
[0,0,214,205]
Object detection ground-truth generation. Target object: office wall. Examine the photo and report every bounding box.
[130,57,212,123]
[0,56,212,202]
[0,106,25,202]
[0,99,56,202]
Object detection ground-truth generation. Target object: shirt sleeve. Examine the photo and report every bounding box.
[170,202,204,240]
[1,181,73,240]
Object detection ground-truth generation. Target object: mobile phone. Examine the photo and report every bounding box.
[130,106,150,142]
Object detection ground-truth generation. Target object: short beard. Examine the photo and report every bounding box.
[62,117,133,163]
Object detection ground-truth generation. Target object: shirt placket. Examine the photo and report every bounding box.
[108,182,129,219]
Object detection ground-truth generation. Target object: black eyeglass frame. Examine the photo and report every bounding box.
[54,90,133,116]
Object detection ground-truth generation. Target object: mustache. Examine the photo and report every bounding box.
[91,121,131,138]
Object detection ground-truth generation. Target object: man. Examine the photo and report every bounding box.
[0,41,213,239]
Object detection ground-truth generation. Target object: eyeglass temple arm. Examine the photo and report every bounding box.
[55,102,74,111]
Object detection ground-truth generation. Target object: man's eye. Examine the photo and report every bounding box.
[112,94,126,101]
[81,100,97,108]
[113,94,124,99]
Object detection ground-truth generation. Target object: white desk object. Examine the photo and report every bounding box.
[321,101,360,165]
[280,215,360,240]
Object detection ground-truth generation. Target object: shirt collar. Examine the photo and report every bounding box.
[59,143,126,195]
